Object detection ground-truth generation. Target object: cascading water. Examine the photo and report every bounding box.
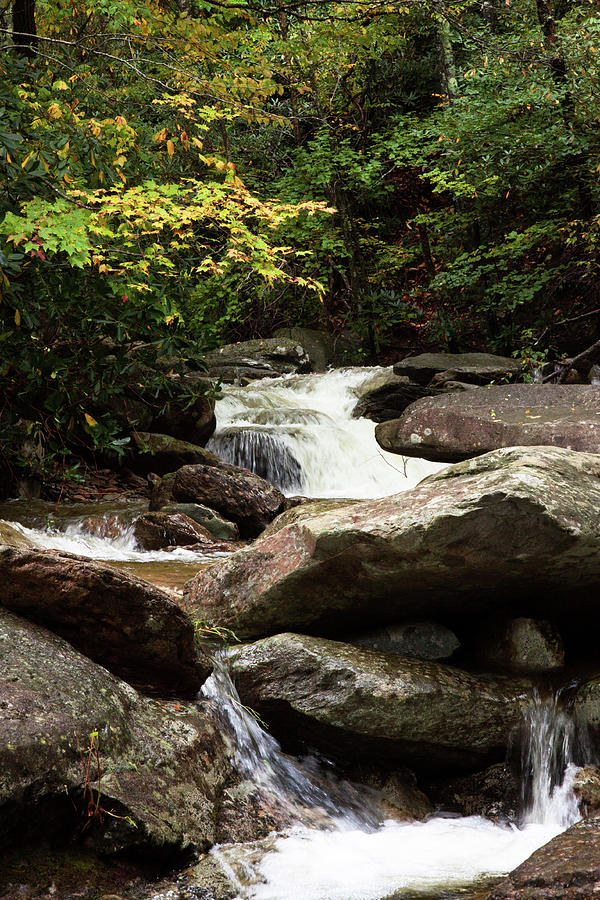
[202,658,588,900]
[207,368,443,498]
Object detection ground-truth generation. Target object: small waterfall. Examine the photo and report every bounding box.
[208,368,444,498]
[201,654,379,830]
[520,690,584,828]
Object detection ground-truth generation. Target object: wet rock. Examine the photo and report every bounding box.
[574,677,600,740]
[487,814,600,899]
[346,766,433,821]
[130,432,221,476]
[230,633,531,772]
[0,521,34,549]
[393,352,524,386]
[431,762,521,822]
[351,368,438,422]
[172,463,285,538]
[203,338,312,382]
[160,504,240,542]
[132,512,214,551]
[349,621,460,661]
[375,384,600,463]
[80,515,125,540]
[184,447,600,642]
[0,608,235,858]
[572,766,600,816]
[0,546,209,696]
[478,618,564,672]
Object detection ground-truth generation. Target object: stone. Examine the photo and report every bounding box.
[393,352,524,385]
[203,338,312,382]
[230,633,532,772]
[160,503,240,541]
[349,621,460,661]
[132,512,215,550]
[375,384,600,463]
[478,618,564,672]
[572,766,600,816]
[351,368,438,422]
[487,815,600,899]
[574,677,600,739]
[0,546,209,696]
[273,327,335,371]
[0,608,237,858]
[130,432,221,476]
[431,762,521,822]
[0,520,34,549]
[184,447,600,642]
[261,498,360,537]
[172,463,285,538]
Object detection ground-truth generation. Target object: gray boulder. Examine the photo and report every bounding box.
[0,546,209,696]
[184,447,600,642]
[393,352,524,385]
[230,633,531,771]
[375,384,600,463]
[0,608,233,857]
[203,338,311,382]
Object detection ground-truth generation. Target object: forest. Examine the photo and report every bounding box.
[2,0,600,483]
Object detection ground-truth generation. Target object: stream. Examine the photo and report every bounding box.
[0,367,591,899]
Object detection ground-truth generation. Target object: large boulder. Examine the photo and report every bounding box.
[273,327,335,371]
[184,447,600,642]
[129,431,221,476]
[0,520,34,548]
[375,384,600,463]
[352,367,439,422]
[393,352,524,386]
[0,608,234,857]
[0,547,209,696]
[230,633,531,771]
[203,338,312,383]
[172,463,286,538]
[487,815,600,899]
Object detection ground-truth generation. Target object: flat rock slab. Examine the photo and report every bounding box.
[0,547,208,696]
[184,447,600,641]
[376,384,600,462]
[230,633,531,771]
[0,608,233,856]
[488,815,600,899]
[393,352,524,385]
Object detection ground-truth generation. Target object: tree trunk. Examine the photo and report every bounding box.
[12,0,37,58]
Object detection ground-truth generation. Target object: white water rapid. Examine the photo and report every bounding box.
[208,368,443,498]
[203,664,586,900]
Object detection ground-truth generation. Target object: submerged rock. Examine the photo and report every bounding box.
[375,384,600,462]
[230,633,531,771]
[487,814,600,898]
[132,511,214,550]
[0,608,234,858]
[0,546,208,696]
[172,463,285,538]
[184,447,600,642]
[393,352,524,386]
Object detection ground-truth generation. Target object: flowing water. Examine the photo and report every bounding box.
[0,367,591,899]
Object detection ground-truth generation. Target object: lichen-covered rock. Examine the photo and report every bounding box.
[0,608,233,857]
[261,498,359,537]
[130,432,221,476]
[478,618,564,672]
[393,352,524,386]
[132,511,214,550]
[230,633,531,771]
[0,546,209,696]
[487,815,600,899]
[203,338,312,382]
[184,447,600,642]
[375,384,600,462]
[172,463,285,538]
